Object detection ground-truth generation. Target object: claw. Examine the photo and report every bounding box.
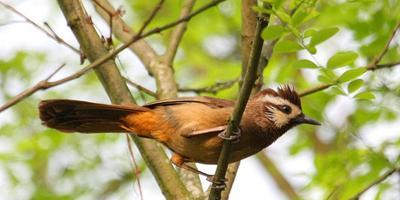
[206,175,227,189]
[218,127,241,143]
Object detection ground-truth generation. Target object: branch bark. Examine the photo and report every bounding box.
[56,1,191,199]
[0,0,225,113]
[220,1,258,199]
[208,4,270,199]
[299,21,400,97]
[93,0,158,73]
[349,167,400,200]
[95,0,203,195]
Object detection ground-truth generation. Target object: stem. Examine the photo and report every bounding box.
[208,4,271,199]
[57,1,191,199]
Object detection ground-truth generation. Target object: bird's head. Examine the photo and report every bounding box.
[254,85,320,129]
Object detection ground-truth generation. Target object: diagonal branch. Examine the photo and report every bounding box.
[179,78,238,94]
[93,0,158,73]
[0,0,226,114]
[0,1,79,54]
[220,1,258,199]
[208,4,271,199]
[163,0,196,65]
[57,1,191,199]
[299,21,400,97]
[349,166,400,200]
[136,0,165,37]
[0,64,65,112]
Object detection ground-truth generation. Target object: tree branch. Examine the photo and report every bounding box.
[208,4,270,199]
[349,167,400,200]
[95,0,204,194]
[218,1,258,199]
[56,1,191,199]
[135,0,165,37]
[163,0,196,65]
[179,78,238,94]
[0,1,79,54]
[299,21,400,97]
[0,64,65,112]
[124,77,157,97]
[0,0,226,114]
[93,0,158,73]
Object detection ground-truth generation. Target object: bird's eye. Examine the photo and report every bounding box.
[281,105,291,114]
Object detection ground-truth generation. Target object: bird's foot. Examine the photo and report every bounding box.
[218,127,241,143]
[206,175,227,189]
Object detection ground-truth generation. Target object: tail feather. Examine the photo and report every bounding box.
[39,99,149,133]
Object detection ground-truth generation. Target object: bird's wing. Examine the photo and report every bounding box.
[181,125,227,138]
[143,96,234,109]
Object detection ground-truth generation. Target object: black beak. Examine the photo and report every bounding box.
[294,115,321,126]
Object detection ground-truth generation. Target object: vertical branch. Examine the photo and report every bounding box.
[241,0,257,82]
[160,0,204,195]
[208,4,270,199]
[220,1,258,199]
[56,1,191,199]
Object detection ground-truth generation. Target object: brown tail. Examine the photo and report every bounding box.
[39,99,149,133]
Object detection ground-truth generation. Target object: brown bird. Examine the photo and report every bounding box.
[39,85,320,179]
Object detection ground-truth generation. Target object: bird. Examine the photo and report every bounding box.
[38,85,320,180]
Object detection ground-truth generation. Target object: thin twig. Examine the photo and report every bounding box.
[124,77,157,97]
[93,0,157,75]
[163,0,196,64]
[126,134,144,200]
[0,64,66,112]
[136,0,165,37]
[208,4,271,199]
[367,22,400,70]
[0,2,80,54]
[0,0,226,114]
[58,0,191,198]
[349,167,400,200]
[179,78,238,94]
[299,83,332,97]
[299,21,400,97]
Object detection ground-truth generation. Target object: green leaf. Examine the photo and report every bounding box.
[274,40,303,53]
[310,27,339,46]
[293,59,319,68]
[338,68,366,83]
[354,91,375,100]
[304,29,317,38]
[320,68,337,79]
[292,10,308,26]
[273,0,284,8]
[262,25,286,40]
[275,8,291,23]
[331,86,346,96]
[318,75,332,84]
[327,51,359,68]
[348,79,364,93]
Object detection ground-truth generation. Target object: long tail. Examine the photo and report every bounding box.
[39,99,149,133]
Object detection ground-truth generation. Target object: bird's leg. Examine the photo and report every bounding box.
[218,126,241,143]
[170,154,226,187]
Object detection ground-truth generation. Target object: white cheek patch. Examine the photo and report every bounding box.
[263,95,302,128]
